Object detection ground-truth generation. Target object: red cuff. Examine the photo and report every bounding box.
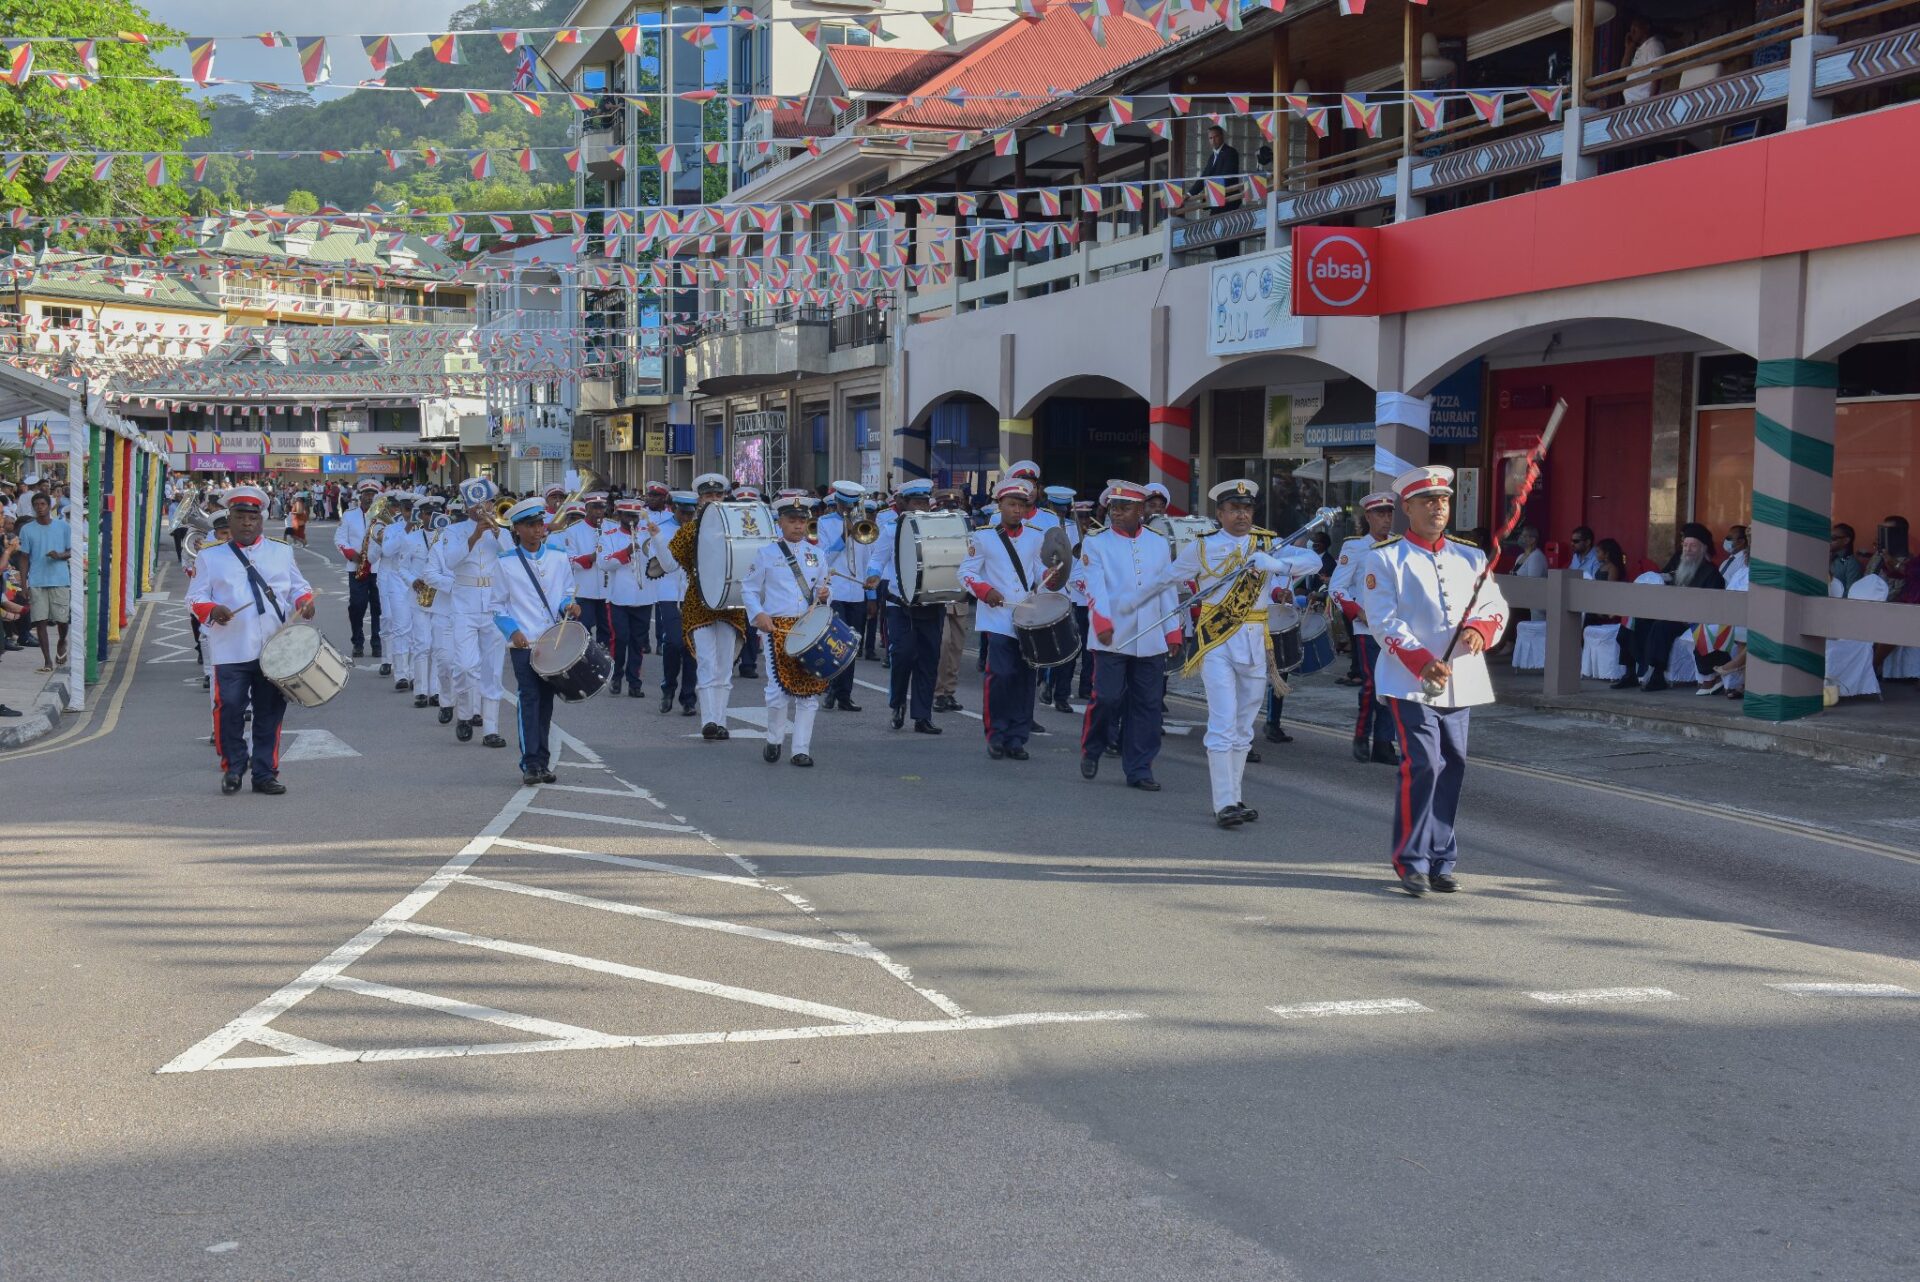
[338,548,356,563]
[967,580,993,603]
[1164,628,1183,648]
[190,602,216,623]
[570,553,594,568]
[1337,597,1360,621]
[1270,586,1287,603]
[1464,617,1499,650]
[1089,606,1112,635]
[1387,638,1438,676]
[293,592,314,612]
[609,548,632,564]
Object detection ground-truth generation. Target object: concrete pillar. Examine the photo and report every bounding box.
[1787,35,1838,131]
[996,333,1029,476]
[1373,391,1430,493]
[1744,257,1835,722]
[892,348,929,483]
[1560,108,1599,185]
[1148,406,1194,516]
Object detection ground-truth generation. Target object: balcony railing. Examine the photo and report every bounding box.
[219,289,474,325]
[829,305,889,351]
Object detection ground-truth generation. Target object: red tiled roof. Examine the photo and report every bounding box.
[825,45,962,97]
[870,7,1167,134]
[771,106,810,139]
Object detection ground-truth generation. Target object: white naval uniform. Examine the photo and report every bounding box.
[1357,534,1508,708]
[956,522,1052,637]
[1327,534,1374,638]
[184,536,314,666]
[815,510,872,605]
[417,526,456,701]
[1157,531,1320,811]
[335,506,371,569]
[640,514,685,600]
[561,519,613,610]
[742,535,830,756]
[600,528,646,608]
[431,518,510,735]
[369,519,415,681]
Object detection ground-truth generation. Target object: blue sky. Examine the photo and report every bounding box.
[145,2,464,88]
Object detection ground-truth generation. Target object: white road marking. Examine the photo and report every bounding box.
[277,729,360,763]
[242,1026,353,1060]
[535,782,651,799]
[519,805,697,834]
[1767,982,1915,998]
[854,677,984,721]
[726,704,769,730]
[391,920,896,1027]
[490,836,764,887]
[1526,987,1685,1006]
[453,874,882,957]
[1268,998,1431,1019]
[194,1010,1147,1071]
[324,974,616,1044]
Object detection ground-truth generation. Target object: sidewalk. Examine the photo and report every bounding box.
[0,644,71,751]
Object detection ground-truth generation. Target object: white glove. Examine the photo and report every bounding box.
[1248,553,1288,575]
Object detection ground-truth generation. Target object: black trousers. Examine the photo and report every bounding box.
[829,601,866,702]
[654,602,696,707]
[608,603,649,686]
[577,596,612,652]
[983,634,1036,750]
[739,625,760,677]
[1083,651,1165,782]
[213,659,287,781]
[509,648,554,773]
[346,570,381,651]
[885,602,941,722]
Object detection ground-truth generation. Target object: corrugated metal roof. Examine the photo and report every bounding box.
[196,219,459,278]
[17,253,222,314]
[825,45,963,97]
[871,7,1167,134]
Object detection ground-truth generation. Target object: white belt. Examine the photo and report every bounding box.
[456,575,492,588]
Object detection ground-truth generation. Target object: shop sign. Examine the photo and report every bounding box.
[607,413,635,452]
[1208,247,1314,356]
[356,458,401,475]
[1430,361,1484,444]
[572,440,594,461]
[1290,226,1382,316]
[264,453,321,471]
[1301,422,1375,448]
[320,455,360,475]
[1263,383,1326,458]
[188,452,262,471]
[644,429,667,456]
[269,432,337,455]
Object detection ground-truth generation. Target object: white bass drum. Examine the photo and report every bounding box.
[896,511,972,607]
[697,500,776,611]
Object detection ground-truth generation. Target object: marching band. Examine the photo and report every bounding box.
[177,464,1503,896]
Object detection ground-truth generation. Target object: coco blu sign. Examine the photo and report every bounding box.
[1206,248,1316,357]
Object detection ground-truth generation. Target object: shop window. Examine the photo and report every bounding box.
[1696,402,1919,547]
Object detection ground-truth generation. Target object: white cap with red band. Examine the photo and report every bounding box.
[1392,466,1455,500]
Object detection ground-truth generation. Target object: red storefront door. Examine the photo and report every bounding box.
[1584,394,1652,568]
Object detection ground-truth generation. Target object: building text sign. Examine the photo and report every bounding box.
[1290,226,1383,316]
[1208,248,1314,356]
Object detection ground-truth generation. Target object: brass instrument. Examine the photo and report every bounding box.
[353,495,392,578]
[547,469,601,534]
[850,514,880,544]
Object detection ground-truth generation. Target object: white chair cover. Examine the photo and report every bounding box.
[1511,620,1547,671]
[1582,624,1626,680]
[1667,636,1700,684]
[1826,639,1880,698]
[1884,647,1920,679]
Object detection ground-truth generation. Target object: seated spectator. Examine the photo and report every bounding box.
[1613,522,1724,693]
[1697,525,1750,697]
[1830,523,1863,593]
[1512,524,1549,622]
[1568,526,1599,579]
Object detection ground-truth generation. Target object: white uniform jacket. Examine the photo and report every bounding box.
[561,520,611,599]
[432,520,509,616]
[1357,533,1509,708]
[418,530,453,615]
[867,510,904,602]
[491,543,576,642]
[958,522,1053,637]
[1075,526,1182,657]
[639,514,685,603]
[815,511,872,605]
[1158,532,1321,612]
[335,506,372,569]
[988,508,1063,532]
[743,537,827,620]
[185,536,314,667]
[597,529,647,607]
[1328,534,1374,636]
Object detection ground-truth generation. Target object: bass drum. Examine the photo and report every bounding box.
[1267,602,1305,673]
[697,500,776,611]
[531,619,613,703]
[260,624,351,708]
[896,510,971,607]
[1011,593,1079,669]
[1296,613,1336,675]
[1147,515,1219,563]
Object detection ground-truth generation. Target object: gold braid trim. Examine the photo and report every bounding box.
[670,511,745,645]
[765,615,832,698]
[1182,535,1271,677]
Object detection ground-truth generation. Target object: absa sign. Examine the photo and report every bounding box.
[1290,226,1383,316]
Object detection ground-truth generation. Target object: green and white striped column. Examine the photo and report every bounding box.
[1743,358,1837,722]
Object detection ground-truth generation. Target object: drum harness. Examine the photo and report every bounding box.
[770,542,832,698]
[510,546,563,633]
[226,542,286,628]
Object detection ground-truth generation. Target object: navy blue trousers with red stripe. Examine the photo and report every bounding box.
[983,633,1035,751]
[1082,650,1165,783]
[578,596,612,653]
[608,603,650,687]
[213,659,287,782]
[1385,698,1471,878]
[1354,635,1395,751]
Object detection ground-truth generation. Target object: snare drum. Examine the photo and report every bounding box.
[531,619,613,702]
[1267,602,1305,673]
[1011,593,1079,669]
[782,606,860,683]
[259,624,350,708]
[1297,613,1336,675]
[896,511,971,606]
[697,500,776,611]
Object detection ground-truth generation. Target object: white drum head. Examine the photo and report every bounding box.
[532,620,588,675]
[1300,613,1330,642]
[698,502,773,611]
[1011,593,1071,628]
[260,624,321,679]
[783,607,831,655]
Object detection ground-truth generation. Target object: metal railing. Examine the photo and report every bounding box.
[218,290,474,325]
[828,306,888,351]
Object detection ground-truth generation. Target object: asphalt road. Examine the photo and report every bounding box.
[4,539,1917,1281]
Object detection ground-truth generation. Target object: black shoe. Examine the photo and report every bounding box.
[838,698,862,712]
[396,678,412,692]
[1029,721,1049,735]
[0,705,19,718]
[627,686,644,698]
[1007,747,1030,761]
[714,725,730,741]
[1609,675,1639,690]
[1427,872,1459,893]
[1399,871,1428,898]
[430,695,441,707]
[764,743,782,764]
[681,703,697,716]
[933,695,958,713]
[483,734,507,749]
[201,675,210,690]
[455,721,473,742]
[370,645,383,659]
[468,715,483,727]
[702,722,721,740]
[1353,737,1372,763]
[1240,804,1260,822]
[1106,745,1119,757]
[988,743,1007,760]
[352,645,365,658]
[1128,778,1162,791]
[413,694,431,709]
[791,753,813,768]
[522,771,543,786]
[660,693,673,713]
[220,773,243,795]
[1081,755,1099,780]
[1267,728,1293,744]
[913,720,942,735]
[1246,750,1262,764]
[1642,674,1670,693]
[1371,743,1402,766]
[251,778,286,796]
[609,681,622,696]
[540,770,557,784]
[379,662,392,676]
[1053,697,1075,715]
[891,705,906,730]
[1216,806,1247,829]
[438,707,454,725]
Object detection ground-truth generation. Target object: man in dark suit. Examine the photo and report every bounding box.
[1191,126,1243,260]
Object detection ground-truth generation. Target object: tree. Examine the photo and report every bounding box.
[0,0,206,253]
[283,190,320,214]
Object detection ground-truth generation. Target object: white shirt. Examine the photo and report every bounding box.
[958,522,1053,636]
[639,512,685,602]
[1624,35,1666,104]
[1515,547,1549,578]
[867,509,905,600]
[1358,534,1509,708]
[1075,525,1181,657]
[815,510,872,604]
[490,542,575,642]
[185,536,314,667]
[431,519,509,615]
[384,524,427,591]
[1328,534,1376,637]
[561,520,612,598]
[1721,549,1750,593]
[418,529,453,614]
[335,506,374,568]
[1569,547,1601,579]
[597,528,647,607]
[743,535,827,620]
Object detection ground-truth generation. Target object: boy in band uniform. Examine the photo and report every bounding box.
[958,479,1069,760]
[743,494,834,766]
[493,497,580,786]
[1329,490,1403,765]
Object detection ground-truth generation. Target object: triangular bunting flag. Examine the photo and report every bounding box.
[295,36,329,85]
